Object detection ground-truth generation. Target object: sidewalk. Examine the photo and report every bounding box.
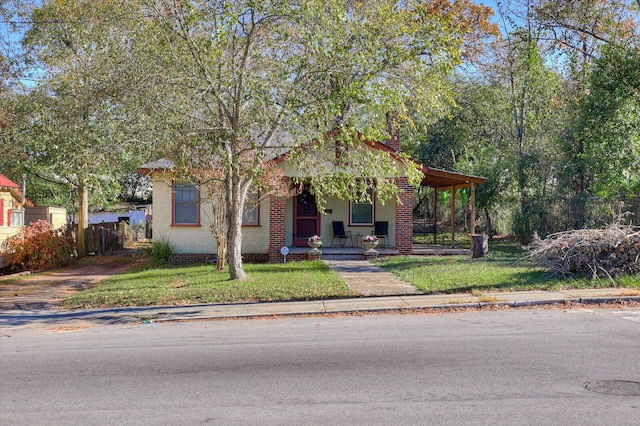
[1,288,639,330]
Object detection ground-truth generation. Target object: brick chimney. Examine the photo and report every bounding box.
[385,112,400,152]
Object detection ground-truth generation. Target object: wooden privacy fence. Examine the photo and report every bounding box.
[88,223,122,254]
[66,222,125,254]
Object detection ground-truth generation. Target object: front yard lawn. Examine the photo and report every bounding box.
[374,240,640,293]
[63,260,355,309]
[62,240,639,309]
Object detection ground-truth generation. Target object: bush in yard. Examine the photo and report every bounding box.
[147,237,174,266]
[3,220,76,271]
[513,209,533,246]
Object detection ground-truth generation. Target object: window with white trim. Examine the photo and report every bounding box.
[10,209,24,227]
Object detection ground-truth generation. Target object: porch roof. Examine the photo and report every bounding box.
[419,166,487,190]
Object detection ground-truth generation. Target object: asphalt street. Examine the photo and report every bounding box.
[1,307,639,425]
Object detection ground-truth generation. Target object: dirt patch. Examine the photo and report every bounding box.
[0,254,145,310]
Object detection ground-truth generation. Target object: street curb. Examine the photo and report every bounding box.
[578,296,640,305]
[2,296,639,328]
[151,296,640,323]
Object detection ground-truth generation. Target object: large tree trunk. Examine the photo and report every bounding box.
[226,172,249,281]
[77,180,88,257]
[204,180,228,271]
[571,140,588,230]
[216,235,227,271]
[227,213,245,280]
[484,207,493,241]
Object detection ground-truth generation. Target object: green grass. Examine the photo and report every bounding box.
[62,240,639,309]
[374,240,640,294]
[63,260,356,308]
[413,232,472,246]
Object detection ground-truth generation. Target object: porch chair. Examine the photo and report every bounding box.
[331,221,353,247]
[374,221,389,247]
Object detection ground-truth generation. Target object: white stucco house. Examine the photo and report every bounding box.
[138,132,486,263]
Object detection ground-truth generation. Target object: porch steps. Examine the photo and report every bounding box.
[320,254,365,261]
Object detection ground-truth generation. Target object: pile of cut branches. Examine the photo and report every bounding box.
[529,222,640,281]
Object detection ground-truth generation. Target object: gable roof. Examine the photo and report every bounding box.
[0,173,20,189]
[364,140,486,189]
[138,158,175,175]
[0,173,33,207]
[271,129,486,189]
[138,132,487,190]
[270,128,411,166]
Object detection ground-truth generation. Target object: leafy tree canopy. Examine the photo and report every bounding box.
[578,45,640,197]
[125,0,497,279]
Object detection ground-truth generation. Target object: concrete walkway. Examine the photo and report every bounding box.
[322,259,420,296]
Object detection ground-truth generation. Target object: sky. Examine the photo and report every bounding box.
[3,0,638,87]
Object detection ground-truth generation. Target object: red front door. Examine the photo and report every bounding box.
[293,190,320,246]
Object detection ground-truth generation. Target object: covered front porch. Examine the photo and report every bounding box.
[267,168,487,263]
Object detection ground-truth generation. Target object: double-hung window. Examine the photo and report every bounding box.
[172,183,200,225]
[10,209,24,227]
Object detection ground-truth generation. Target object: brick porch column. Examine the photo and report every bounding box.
[269,195,287,263]
[395,177,413,255]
